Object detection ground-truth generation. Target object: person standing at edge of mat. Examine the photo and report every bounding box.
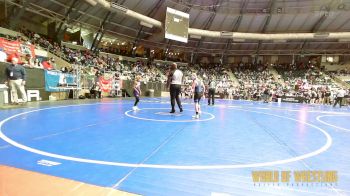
[192,73,205,119]
[167,63,183,113]
[333,87,346,108]
[324,87,331,105]
[4,57,27,105]
[133,75,142,111]
[208,77,216,106]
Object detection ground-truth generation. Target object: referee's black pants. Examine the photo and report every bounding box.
[333,97,343,108]
[208,88,215,105]
[170,84,182,111]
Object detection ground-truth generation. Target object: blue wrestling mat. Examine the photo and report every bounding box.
[0,98,349,195]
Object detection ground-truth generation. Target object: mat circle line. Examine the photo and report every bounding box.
[0,103,332,170]
[125,108,215,122]
[316,114,350,132]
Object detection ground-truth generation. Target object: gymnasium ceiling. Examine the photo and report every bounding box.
[8,0,350,55]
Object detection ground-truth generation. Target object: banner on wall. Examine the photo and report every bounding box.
[44,70,76,92]
[280,96,305,103]
[99,73,113,93]
[0,38,36,58]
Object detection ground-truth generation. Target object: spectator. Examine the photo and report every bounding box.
[262,87,270,103]
[4,57,27,104]
[90,81,101,99]
[0,48,7,62]
[324,87,331,105]
[23,54,34,68]
[33,58,43,69]
[42,58,55,70]
[50,58,57,68]
[227,86,233,100]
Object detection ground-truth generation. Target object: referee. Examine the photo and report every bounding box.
[167,63,183,113]
[333,88,346,108]
[208,77,216,105]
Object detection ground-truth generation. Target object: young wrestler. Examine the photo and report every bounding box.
[191,73,205,119]
[132,75,142,111]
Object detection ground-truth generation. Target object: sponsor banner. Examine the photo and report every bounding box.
[44,70,75,92]
[0,38,36,58]
[99,73,113,93]
[280,96,305,103]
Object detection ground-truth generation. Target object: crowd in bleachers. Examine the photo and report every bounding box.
[274,63,349,104]
[232,67,278,101]
[1,27,349,104]
[328,69,350,78]
[18,28,166,83]
[1,28,168,101]
[0,31,55,69]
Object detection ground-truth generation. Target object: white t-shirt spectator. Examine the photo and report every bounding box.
[34,33,40,39]
[337,89,346,98]
[0,50,7,62]
[171,69,183,85]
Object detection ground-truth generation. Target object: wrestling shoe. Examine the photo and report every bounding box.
[192,114,199,119]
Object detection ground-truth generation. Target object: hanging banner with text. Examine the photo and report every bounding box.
[0,38,36,59]
[99,73,113,93]
[44,70,76,92]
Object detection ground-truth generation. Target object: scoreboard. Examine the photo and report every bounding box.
[165,7,189,43]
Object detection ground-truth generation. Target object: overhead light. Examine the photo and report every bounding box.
[111,2,128,13]
[313,32,330,38]
[140,21,153,28]
[221,31,233,37]
[190,34,201,39]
